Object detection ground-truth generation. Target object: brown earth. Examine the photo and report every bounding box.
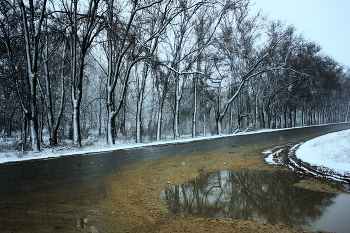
[0,142,343,232]
[91,144,340,232]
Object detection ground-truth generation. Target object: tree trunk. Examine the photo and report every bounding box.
[69,0,100,147]
[21,112,27,145]
[192,74,197,138]
[29,118,39,151]
[173,74,180,139]
[19,0,47,151]
[217,115,223,135]
[136,63,149,143]
[52,49,66,145]
[136,100,142,143]
[43,34,66,146]
[202,114,206,137]
[72,99,81,147]
[156,106,163,141]
[28,72,40,151]
[216,81,223,135]
[107,114,116,145]
[301,106,305,126]
[43,47,54,146]
[156,77,166,141]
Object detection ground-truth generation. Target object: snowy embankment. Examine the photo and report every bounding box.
[0,129,274,165]
[295,129,350,176]
[264,128,350,178]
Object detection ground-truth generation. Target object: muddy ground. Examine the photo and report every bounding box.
[0,142,345,232]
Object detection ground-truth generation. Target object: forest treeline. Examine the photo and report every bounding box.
[1,0,349,151]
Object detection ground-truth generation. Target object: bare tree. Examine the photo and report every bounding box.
[191,2,235,137]
[103,0,154,144]
[63,0,102,147]
[134,2,165,143]
[212,6,294,134]
[0,1,26,142]
[0,0,349,149]
[102,0,195,144]
[38,13,69,146]
[17,0,48,151]
[159,0,206,139]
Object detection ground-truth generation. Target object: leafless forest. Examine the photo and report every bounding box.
[1,0,349,151]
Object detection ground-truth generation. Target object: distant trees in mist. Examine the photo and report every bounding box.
[1,0,349,151]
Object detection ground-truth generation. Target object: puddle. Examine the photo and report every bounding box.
[160,169,350,232]
[73,218,99,232]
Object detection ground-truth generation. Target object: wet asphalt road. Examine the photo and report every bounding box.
[1,123,350,203]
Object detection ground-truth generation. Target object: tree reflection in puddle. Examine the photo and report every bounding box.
[74,218,98,232]
[160,169,350,232]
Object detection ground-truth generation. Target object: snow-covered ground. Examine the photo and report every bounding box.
[0,129,273,165]
[295,129,350,176]
[264,128,350,179]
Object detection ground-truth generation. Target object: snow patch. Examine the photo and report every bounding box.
[264,148,284,164]
[295,129,350,176]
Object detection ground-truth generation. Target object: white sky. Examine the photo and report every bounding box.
[251,0,350,68]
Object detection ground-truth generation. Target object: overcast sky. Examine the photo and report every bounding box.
[251,0,350,68]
